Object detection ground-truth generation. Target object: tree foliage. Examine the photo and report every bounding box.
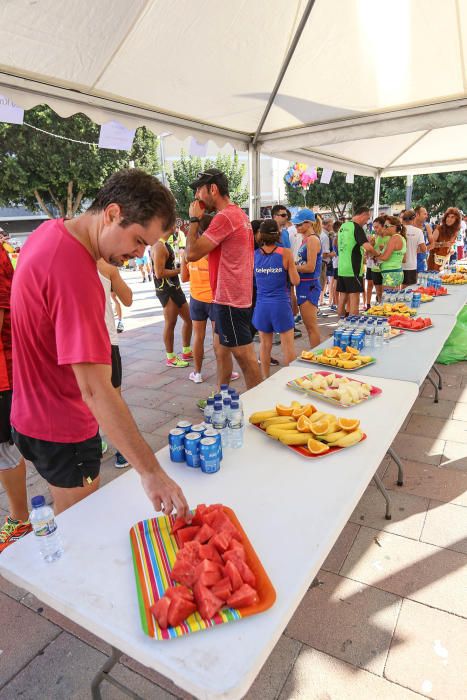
[285,169,374,217]
[0,104,160,217]
[167,151,248,219]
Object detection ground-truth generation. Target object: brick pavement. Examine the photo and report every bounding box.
[1,269,466,699]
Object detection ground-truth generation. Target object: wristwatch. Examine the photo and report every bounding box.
[189,216,201,224]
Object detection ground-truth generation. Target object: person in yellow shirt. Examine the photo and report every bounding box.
[181,214,239,385]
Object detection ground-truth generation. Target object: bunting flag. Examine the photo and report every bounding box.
[98,121,135,151]
[189,137,208,157]
[320,168,333,184]
[0,95,24,124]
[345,172,355,184]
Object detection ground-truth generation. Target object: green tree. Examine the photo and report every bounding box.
[285,168,374,217]
[376,173,467,215]
[167,151,248,219]
[0,104,160,217]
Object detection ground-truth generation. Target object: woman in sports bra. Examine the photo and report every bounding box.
[152,229,193,368]
[291,209,322,349]
[252,220,299,377]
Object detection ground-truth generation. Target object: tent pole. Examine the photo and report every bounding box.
[373,170,382,217]
[248,143,261,219]
[405,174,413,209]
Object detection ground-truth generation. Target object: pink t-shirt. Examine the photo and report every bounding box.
[11,219,111,442]
[204,205,253,308]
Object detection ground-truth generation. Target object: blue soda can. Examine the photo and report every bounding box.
[191,423,206,437]
[350,332,359,349]
[168,428,186,463]
[204,428,223,461]
[176,420,192,434]
[333,329,342,347]
[199,437,220,474]
[357,331,365,350]
[340,331,351,350]
[184,432,201,468]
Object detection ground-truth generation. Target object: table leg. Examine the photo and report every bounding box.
[90,646,144,700]
[373,473,392,520]
[426,374,439,403]
[431,365,443,390]
[387,446,404,486]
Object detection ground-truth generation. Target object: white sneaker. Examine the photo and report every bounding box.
[189,371,203,384]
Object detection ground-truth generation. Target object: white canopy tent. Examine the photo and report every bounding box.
[1,0,467,214]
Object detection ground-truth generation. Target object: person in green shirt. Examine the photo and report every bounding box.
[370,215,390,302]
[337,206,378,316]
[374,215,407,288]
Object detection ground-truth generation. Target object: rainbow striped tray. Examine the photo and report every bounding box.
[130,508,276,640]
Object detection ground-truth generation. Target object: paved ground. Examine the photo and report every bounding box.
[1,269,466,700]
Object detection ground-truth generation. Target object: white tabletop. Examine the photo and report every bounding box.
[0,369,418,700]
[294,313,459,386]
[416,284,466,316]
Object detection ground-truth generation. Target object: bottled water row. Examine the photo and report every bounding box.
[337,316,390,348]
[204,384,244,449]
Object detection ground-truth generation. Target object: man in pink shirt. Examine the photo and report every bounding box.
[185,169,261,389]
[11,169,188,517]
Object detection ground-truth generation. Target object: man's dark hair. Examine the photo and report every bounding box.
[87,169,176,230]
[373,214,387,226]
[251,219,264,235]
[271,204,287,217]
[414,205,426,215]
[354,206,370,216]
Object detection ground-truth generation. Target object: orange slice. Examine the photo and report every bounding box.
[276,403,294,416]
[297,415,311,432]
[346,346,360,356]
[307,437,330,454]
[338,417,361,431]
[338,352,351,361]
[309,419,331,435]
[292,404,311,418]
[324,347,340,358]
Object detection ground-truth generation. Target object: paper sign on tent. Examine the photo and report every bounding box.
[98,121,135,151]
[0,95,24,124]
[320,168,333,184]
[345,172,355,184]
[189,137,208,157]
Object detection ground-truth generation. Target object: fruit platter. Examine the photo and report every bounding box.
[287,371,382,407]
[415,285,448,297]
[249,402,365,457]
[388,315,432,331]
[130,504,276,639]
[365,302,416,317]
[440,273,467,285]
[300,346,375,370]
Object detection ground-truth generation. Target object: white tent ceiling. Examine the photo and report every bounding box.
[0,0,467,177]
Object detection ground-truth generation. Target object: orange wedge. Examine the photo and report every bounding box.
[276,403,294,416]
[324,347,340,358]
[292,403,315,418]
[337,417,361,431]
[307,437,330,454]
[309,419,331,435]
[297,415,311,432]
[338,352,352,361]
[346,346,360,356]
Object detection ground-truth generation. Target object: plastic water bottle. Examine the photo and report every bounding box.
[228,401,244,448]
[220,384,229,400]
[204,397,215,425]
[383,320,391,343]
[231,391,243,413]
[212,402,228,448]
[374,320,384,348]
[228,387,235,398]
[364,319,374,348]
[337,318,346,330]
[29,496,63,563]
[222,397,232,446]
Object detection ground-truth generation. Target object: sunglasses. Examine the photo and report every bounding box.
[383,222,395,228]
[276,212,287,217]
[197,171,216,183]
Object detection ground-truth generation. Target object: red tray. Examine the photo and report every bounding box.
[252,423,366,459]
[287,370,382,407]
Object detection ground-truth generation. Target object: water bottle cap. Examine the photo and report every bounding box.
[31,495,45,508]
[214,402,222,410]
[223,397,231,405]
[232,392,239,400]
[231,401,239,409]
[228,388,235,395]
[220,384,228,390]
[214,393,222,401]
[207,397,215,405]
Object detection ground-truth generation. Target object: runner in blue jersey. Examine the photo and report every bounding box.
[292,208,322,349]
[252,220,299,377]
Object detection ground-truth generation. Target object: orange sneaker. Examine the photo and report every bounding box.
[0,516,33,553]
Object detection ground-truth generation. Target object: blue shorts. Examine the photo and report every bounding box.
[190,296,213,322]
[252,300,294,334]
[136,256,148,265]
[296,279,321,307]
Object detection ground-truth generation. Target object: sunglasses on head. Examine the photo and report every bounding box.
[197,171,216,183]
[383,222,395,228]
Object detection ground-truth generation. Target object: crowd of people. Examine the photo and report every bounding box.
[0,166,466,553]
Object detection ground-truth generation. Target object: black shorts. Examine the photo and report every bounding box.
[403,269,417,285]
[0,390,13,443]
[372,270,383,286]
[336,275,364,294]
[190,297,213,322]
[365,267,373,281]
[333,268,338,279]
[12,428,101,489]
[155,284,186,309]
[111,344,122,389]
[212,303,253,348]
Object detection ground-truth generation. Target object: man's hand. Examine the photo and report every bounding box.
[189,199,204,219]
[140,468,191,520]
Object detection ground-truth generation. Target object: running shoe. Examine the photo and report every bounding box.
[270,357,280,366]
[294,327,302,338]
[180,351,193,361]
[166,356,189,368]
[101,440,108,457]
[294,314,302,323]
[189,371,203,384]
[116,320,124,333]
[115,452,130,469]
[330,304,337,311]
[0,517,32,553]
[230,371,240,381]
